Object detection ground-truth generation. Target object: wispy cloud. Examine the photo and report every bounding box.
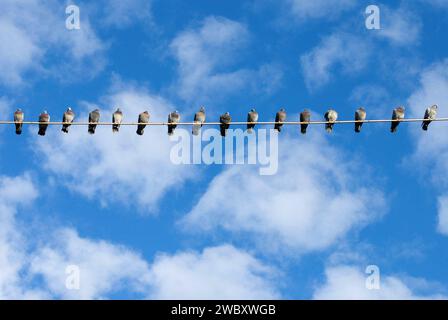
[313,265,447,299]
[182,133,387,255]
[300,33,371,92]
[288,0,356,21]
[170,16,282,104]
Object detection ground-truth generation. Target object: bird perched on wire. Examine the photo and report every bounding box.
[61,107,75,133]
[391,106,405,133]
[38,111,50,136]
[112,108,123,133]
[247,108,258,134]
[274,108,286,132]
[354,107,367,133]
[422,105,438,131]
[192,106,206,136]
[324,109,338,133]
[220,112,231,137]
[14,109,24,135]
[300,109,311,134]
[88,109,100,134]
[168,111,180,135]
[136,111,150,136]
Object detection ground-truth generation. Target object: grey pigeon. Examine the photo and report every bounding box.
[300,109,311,134]
[112,108,123,133]
[220,112,231,137]
[391,106,405,133]
[274,108,286,132]
[38,111,50,136]
[247,108,258,134]
[88,109,100,134]
[136,111,150,136]
[168,111,180,135]
[62,107,75,133]
[192,106,206,136]
[14,108,24,135]
[422,105,438,131]
[324,109,338,133]
[355,107,367,133]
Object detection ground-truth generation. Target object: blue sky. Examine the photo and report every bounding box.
[1,0,448,299]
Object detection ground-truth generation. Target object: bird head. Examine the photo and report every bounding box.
[43,110,48,114]
[67,107,72,111]
[225,112,230,116]
[250,108,256,112]
[279,108,285,112]
[200,106,205,112]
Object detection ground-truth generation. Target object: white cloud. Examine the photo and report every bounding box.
[313,265,446,300]
[183,133,387,254]
[33,83,197,211]
[148,245,280,299]
[288,0,356,21]
[30,228,153,299]
[0,174,47,299]
[437,196,448,236]
[96,0,153,28]
[407,59,448,236]
[0,173,279,299]
[300,33,371,91]
[170,16,282,103]
[0,0,105,86]
[375,6,421,46]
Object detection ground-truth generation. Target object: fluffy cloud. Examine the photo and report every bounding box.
[0,0,105,86]
[0,173,279,299]
[33,84,197,211]
[300,33,371,91]
[148,245,279,299]
[313,265,446,299]
[407,60,448,236]
[183,133,387,254]
[170,16,282,103]
[375,6,422,46]
[0,174,46,299]
[30,228,153,299]
[288,0,356,21]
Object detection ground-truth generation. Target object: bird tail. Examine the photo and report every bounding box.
[422,121,429,131]
[192,123,200,136]
[274,124,282,132]
[88,125,96,134]
[391,122,398,133]
[38,128,46,136]
[168,125,175,136]
[220,126,226,137]
[326,123,333,133]
[136,125,145,136]
[62,125,68,133]
[112,125,120,133]
[355,123,362,133]
[15,124,22,135]
[301,125,308,134]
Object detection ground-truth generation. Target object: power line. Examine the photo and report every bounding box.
[0,118,445,126]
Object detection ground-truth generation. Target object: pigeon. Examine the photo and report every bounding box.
[192,106,206,136]
[274,108,287,132]
[112,108,123,133]
[136,111,150,136]
[354,107,367,133]
[62,107,75,133]
[220,112,231,137]
[168,111,180,136]
[247,108,258,134]
[38,111,50,136]
[422,105,438,131]
[324,109,338,133]
[88,109,100,134]
[14,109,24,135]
[300,109,311,134]
[391,106,405,133]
